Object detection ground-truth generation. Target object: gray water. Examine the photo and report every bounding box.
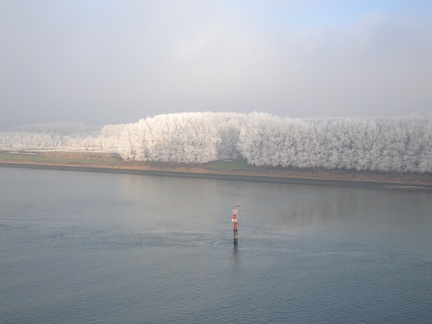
[0,167,431,323]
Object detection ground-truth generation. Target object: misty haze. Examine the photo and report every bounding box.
[1,1,431,127]
[1,1,432,323]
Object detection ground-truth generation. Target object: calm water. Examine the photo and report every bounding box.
[1,167,431,323]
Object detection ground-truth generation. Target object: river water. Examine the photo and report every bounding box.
[1,167,431,323]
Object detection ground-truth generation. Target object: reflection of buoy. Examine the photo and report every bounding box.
[232,204,239,244]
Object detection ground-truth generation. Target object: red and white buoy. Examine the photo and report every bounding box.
[231,203,240,244]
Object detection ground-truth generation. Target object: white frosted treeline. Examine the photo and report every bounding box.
[238,113,432,173]
[0,123,101,151]
[110,112,245,163]
[1,112,432,173]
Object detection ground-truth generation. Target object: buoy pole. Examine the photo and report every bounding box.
[232,204,239,245]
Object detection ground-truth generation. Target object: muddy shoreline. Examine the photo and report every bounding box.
[1,153,431,192]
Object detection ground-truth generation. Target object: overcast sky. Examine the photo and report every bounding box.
[1,0,431,128]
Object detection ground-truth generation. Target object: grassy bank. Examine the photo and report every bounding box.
[1,150,431,190]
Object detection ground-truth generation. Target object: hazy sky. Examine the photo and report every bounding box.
[1,0,431,128]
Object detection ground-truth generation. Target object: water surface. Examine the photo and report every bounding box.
[1,168,431,323]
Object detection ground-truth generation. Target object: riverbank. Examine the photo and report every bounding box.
[1,151,431,191]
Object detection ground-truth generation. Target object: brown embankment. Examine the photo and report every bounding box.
[1,151,431,191]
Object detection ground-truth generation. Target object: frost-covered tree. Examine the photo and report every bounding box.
[1,113,431,173]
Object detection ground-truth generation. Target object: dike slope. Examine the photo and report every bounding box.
[1,151,431,191]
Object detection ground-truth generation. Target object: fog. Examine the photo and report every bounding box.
[1,0,431,129]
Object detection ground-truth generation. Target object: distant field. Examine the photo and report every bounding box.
[1,150,432,190]
[0,151,122,165]
[205,160,250,170]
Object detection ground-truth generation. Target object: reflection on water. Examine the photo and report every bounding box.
[229,245,242,281]
[1,168,431,323]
